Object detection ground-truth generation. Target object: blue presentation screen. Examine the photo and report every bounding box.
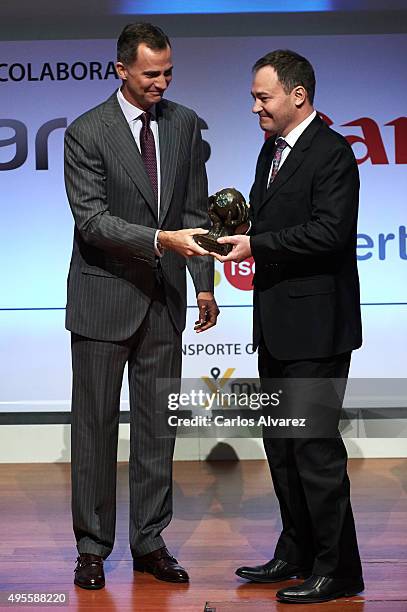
[115,0,407,14]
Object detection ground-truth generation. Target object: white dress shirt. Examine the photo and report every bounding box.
[267,110,317,185]
[117,88,162,255]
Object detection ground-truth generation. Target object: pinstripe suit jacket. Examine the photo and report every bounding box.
[64,91,213,341]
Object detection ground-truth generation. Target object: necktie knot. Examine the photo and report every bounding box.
[275,137,287,151]
[140,111,151,129]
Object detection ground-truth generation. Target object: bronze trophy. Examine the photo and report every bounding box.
[194,187,250,256]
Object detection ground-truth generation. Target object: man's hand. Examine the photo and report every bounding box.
[194,292,219,333]
[210,234,252,263]
[158,228,209,257]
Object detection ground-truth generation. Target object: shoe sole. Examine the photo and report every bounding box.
[133,565,189,583]
[276,587,364,603]
[74,579,105,590]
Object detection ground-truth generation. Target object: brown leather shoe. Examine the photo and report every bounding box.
[74,553,105,590]
[133,546,189,583]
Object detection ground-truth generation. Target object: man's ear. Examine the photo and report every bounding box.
[116,62,127,80]
[293,86,306,107]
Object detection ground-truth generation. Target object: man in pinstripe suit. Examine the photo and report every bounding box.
[64,23,218,589]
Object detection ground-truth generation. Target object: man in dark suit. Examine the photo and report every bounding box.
[64,23,218,589]
[214,50,363,604]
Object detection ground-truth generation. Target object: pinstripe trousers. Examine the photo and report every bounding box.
[70,281,181,559]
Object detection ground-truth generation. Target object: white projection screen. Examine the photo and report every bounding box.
[0,31,406,415]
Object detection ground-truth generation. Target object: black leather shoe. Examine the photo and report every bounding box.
[133,546,189,583]
[276,574,364,603]
[74,553,105,590]
[235,558,310,583]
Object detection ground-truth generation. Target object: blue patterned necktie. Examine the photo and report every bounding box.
[268,137,288,187]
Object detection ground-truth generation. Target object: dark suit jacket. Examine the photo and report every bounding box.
[64,92,213,341]
[250,114,362,360]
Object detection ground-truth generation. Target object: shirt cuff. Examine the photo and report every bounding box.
[154,230,164,257]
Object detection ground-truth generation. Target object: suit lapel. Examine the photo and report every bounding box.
[102,93,158,221]
[156,101,180,227]
[256,115,323,215]
[258,137,275,200]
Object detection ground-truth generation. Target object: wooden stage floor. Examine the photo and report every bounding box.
[0,458,406,611]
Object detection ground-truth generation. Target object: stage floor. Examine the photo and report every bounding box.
[0,458,406,611]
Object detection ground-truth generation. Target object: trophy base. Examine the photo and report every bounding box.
[193,234,232,256]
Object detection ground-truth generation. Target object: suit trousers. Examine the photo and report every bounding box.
[70,280,181,559]
[259,342,362,579]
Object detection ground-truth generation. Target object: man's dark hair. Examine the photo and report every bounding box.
[253,49,315,104]
[117,22,171,65]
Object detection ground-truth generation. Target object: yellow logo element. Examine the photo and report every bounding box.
[214,269,222,287]
[200,367,235,408]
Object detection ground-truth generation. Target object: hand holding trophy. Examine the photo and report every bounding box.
[193,188,250,256]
